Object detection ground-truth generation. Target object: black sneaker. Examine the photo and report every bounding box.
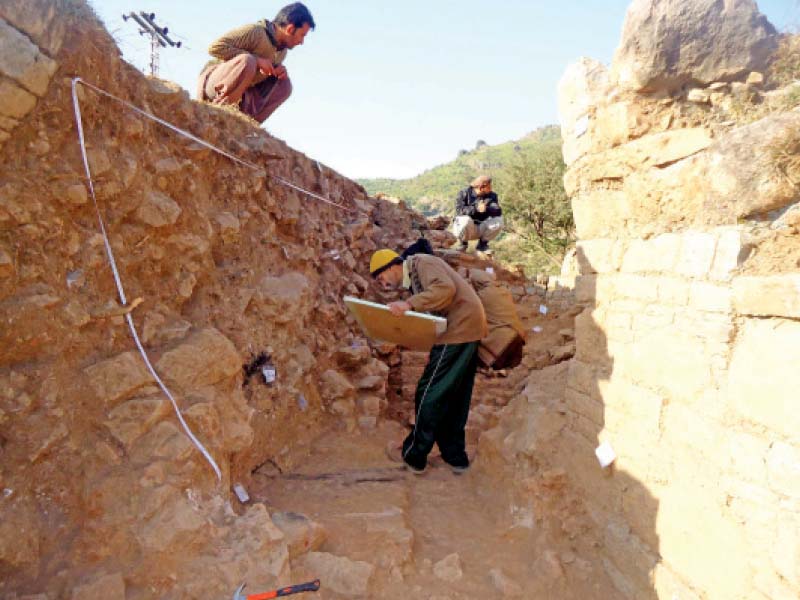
[476,240,489,253]
[458,241,468,252]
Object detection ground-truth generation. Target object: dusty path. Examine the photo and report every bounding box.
[250,421,573,599]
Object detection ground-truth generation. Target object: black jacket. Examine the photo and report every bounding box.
[454,187,502,222]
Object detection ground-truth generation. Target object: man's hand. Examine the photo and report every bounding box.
[273,65,288,80]
[476,200,487,213]
[388,301,412,316]
[256,56,275,77]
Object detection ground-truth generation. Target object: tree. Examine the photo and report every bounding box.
[496,143,574,271]
[475,139,487,150]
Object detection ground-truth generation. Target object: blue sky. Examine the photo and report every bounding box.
[92,1,796,180]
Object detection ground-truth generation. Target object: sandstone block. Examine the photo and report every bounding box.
[727,431,770,486]
[657,479,750,597]
[729,319,800,439]
[0,18,57,96]
[616,330,712,401]
[574,274,598,305]
[733,275,800,318]
[615,274,658,302]
[135,490,207,551]
[156,328,240,390]
[687,88,711,104]
[766,442,800,498]
[215,212,240,243]
[433,553,463,582]
[320,369,356,403]
[620,234,681,273]
[689,282,732,313]
[270,512,326,559]
[167,234,210,256]
[86,149,112,176]
[70,573,125,600]
[489,568,523,597]
[676,232,717,278]
[746,71,765,86]
[65,184,88,206]
[564,388,603,427]
[300,552,374,597]
[105,396,168,449]
[255,272,310,324]
[136,191,181,227]
[0,77,36,119]
[575,308,612,367]
[356,394,383,417]
[84,351,152,407]
[0,1,66,55]
[131,421,195,465]
[772,507,799,588]
[611,0,777,92]
[575,239,625,274]
[709,229,743,281]
[557,57,610,165]
[656,277,689,306]
[355,374,384,391]
[571,191,629,239]
[334,345,371,369]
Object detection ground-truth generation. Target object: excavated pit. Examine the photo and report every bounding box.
[0,2,602,598]
[3,2,798,599]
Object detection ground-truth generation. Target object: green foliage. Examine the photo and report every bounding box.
[493,142,574,273]
[360,125,573,275]
[359,125,562,216]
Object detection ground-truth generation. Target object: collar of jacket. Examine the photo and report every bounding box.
[262,19,284,50]
[402,259,411,290]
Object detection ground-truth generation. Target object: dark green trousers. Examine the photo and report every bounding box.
[402,342,479,470]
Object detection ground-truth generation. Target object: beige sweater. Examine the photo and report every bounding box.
[206,20,287,86]
[406,255,487,345]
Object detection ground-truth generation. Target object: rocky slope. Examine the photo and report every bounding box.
[0,1,462,597]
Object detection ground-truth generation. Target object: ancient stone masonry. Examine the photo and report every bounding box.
[0,1,465,597]
[537,1,800,599]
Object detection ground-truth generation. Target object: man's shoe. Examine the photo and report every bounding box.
[458,241,468,252]
[385,441,426,474]
[448,462,470,475]
[476,240,492,256]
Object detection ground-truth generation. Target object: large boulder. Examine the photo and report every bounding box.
[611,0,777,93]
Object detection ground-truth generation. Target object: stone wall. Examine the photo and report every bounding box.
[553,1,798,599]
[0,2,440,597]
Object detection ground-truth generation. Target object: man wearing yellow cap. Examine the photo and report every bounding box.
[369,248,487,473]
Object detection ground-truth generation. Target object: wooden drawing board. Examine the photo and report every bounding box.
[344,296,447,351]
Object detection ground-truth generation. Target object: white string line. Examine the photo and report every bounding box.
[72,78,223,480]
[70,76,356,480]
[72,77,350,210]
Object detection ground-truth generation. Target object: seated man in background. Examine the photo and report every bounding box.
[451,175,504,256]
[197,3,315,123]
[468,268,526,373]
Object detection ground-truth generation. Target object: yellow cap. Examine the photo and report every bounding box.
[369,249,400,276]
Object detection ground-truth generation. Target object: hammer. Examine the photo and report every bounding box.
[233,579,320,600]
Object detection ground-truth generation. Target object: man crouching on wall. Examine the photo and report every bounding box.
[369,248,487,474]
[197,3,315,123]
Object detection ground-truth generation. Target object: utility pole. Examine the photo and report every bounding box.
[122,11,182,78]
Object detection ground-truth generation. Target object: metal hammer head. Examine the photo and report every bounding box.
[233,583,246,600]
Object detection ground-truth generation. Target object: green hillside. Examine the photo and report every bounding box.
[359,125,562,216]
